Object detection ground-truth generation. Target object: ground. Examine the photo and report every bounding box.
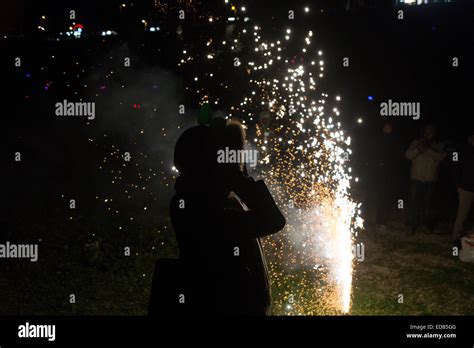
[351,221,474,315]
[1,215,472,315]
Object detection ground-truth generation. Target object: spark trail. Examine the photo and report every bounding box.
[180,2,363,314]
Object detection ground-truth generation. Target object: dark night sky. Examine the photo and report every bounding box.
[1,0,474,320]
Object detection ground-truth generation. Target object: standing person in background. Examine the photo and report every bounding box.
[405,124,446,234]
[452,134,474,248]
[374,120,403,231]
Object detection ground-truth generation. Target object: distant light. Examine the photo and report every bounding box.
[121,3,126,7]
[228,17,236,22]
[304,7,310,13]
[41,15,46,20]
[336,96,341,101]
[357,118,363,124]
[368,95,374,101]
[106,30,112,35]
[241,6,246,12]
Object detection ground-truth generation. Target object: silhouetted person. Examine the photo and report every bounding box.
[373,121,403,231]
[452,134,474,247]
[169,119,286,316]
[405,124,446,234]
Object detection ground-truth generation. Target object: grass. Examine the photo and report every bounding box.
[2,214,472,316]
[351,222,474,315]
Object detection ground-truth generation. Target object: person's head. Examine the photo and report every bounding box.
[223,119,246,171]
[173,118,247,192]
[468,134,474,146]
[382,120,393,134]
[173,125,215,180]
[422,124,437,141]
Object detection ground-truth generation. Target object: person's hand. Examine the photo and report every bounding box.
[417,141,428,152]
[242,163,249,178]
[227,165,254,196]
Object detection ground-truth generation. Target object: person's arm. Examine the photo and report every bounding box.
[453,146,463,190]
[425,144,447,162]
[405,140,421,161]
[217,176,286,239]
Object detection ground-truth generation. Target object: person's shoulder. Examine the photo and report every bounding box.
[432,141,445,151]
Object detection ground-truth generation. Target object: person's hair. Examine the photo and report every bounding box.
[173,125,213,177]
[422,123,436,132]
[224,119,246,151]
[173,118,247,184]
[421,123,437,137]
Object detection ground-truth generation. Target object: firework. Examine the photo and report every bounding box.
[182,2,363,314]
[231,22,363,315]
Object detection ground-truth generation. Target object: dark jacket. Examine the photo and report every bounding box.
[373,131,405,186]
[455,144,474,192]
[170,175,286,316]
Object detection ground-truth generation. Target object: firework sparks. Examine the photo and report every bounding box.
[232,26,363,315]
[182,2,363,314]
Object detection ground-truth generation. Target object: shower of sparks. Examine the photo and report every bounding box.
[180,2,363,314]
[232,28,364,315]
